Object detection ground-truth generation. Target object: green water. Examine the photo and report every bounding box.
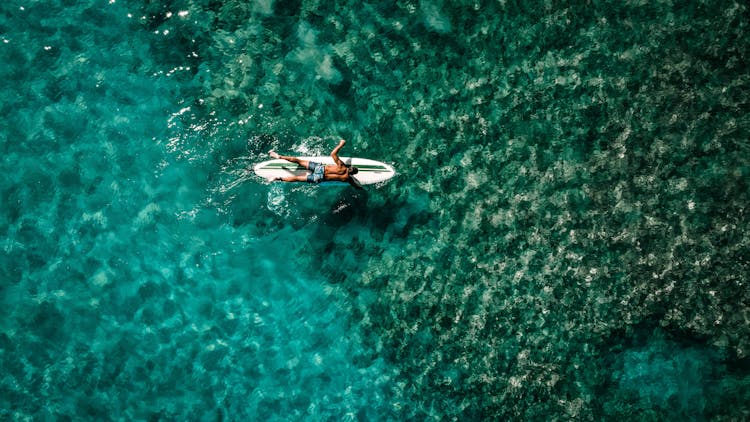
[2,0,749,420]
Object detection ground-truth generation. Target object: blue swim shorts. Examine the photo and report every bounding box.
[306,162,325,183]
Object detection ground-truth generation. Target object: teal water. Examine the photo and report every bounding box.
[1,0,749,420]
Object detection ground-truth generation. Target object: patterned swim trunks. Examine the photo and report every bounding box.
[306,162,325,183]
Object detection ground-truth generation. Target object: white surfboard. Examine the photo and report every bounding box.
[254,156,396,185]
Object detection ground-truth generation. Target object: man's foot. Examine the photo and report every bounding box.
[269,151,280,159]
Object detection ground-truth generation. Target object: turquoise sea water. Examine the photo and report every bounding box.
[2,0,749,419]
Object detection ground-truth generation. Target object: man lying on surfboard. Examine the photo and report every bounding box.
[269,139,363,189]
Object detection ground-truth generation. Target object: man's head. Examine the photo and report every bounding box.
[348,166,359,175]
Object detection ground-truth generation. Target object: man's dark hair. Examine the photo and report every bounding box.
[349,166,359,175]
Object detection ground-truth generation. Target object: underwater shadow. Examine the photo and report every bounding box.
[591,323,749,420]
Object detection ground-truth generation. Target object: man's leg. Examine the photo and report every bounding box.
[269,151,309,169]
[273,175,308,183]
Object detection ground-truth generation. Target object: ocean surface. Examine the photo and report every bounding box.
[2,0,749,420]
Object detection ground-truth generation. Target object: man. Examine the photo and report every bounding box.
[269,139,362,189]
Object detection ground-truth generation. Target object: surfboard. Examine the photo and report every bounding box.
[254,156,395,185]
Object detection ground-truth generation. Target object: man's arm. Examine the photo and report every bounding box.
[348,176,364,190]
[330,139,346,166]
